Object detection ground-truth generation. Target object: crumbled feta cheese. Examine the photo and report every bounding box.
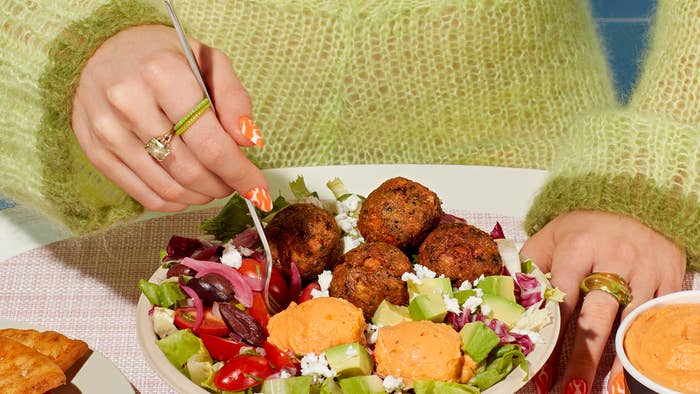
[341,235,364,253]
[364,323,382,344]
[300,353,336,384]
[443,294,461,314]
[480,303,492,316]
[341,194,361,212]
[413,264,437,279]
[474,288,484,297]
[318,270,333,290]
[335,213,357,233]
[472,274,485,286]
[462,295,483,312]
[458,280,473,291]
[382,376,405,393]
[401,271,422,285]
[220,243,243,268]
[311,270,333,298]
[237,246,255,257]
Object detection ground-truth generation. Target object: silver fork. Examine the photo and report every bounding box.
[164,1,280,314]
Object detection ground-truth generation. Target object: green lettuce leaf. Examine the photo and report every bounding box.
[139,279,187,308]
[470,344,527,390]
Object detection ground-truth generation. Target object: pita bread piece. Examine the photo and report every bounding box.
[0,336,66,394]
[0,328,89,371]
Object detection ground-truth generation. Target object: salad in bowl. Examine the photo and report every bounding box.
[136,176,563,393]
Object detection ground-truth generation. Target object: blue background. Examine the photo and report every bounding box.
[0,0,658,212]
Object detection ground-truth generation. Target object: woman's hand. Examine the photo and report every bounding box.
[521,210,686,394]
[72,24,271,212]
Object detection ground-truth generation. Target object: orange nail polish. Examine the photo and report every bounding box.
[239,116,264,147]
[565,378,588,394]
[245,187,273,212]
[608,372,627,394]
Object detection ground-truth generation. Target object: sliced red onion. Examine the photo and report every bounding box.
[243,275,264,292]
[231,228,260,249]
[211,301,222,320]
[289,263,302,302]
[440,213,467,224]
[490,221,505,239]
[179,281,204,333]
[181,257,253,307]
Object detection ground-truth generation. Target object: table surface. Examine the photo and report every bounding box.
[1,165,697,394]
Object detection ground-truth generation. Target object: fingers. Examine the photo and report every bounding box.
[202,47,264,147]
[72,102,188,212]
[607,359,626,394]
[107,80,233,199]
[141,51,269,202]
[520,224,555,273]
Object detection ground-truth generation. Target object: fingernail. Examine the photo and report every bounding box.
[239,116,264,147]
[533,357,556,394]
[608,372,627,394]
[245,187,273,212]
[534,347,560,394]
[565,378,588,394]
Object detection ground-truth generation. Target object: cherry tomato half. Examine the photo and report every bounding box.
[200,333,255,361]
[173,307,230,337]
[248,293,270,334]
[213,354,275,391]
[262,341,299,372]
[298,282,321,303]
[238,258,291,309]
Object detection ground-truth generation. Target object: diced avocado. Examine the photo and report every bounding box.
[324,343,374,378]
[408,294,447,322]
[481,294,525,326]
[477,275,516,302]
[453,289,477,306]
[407,277,454,301]
[371,300,412,326]
[320,378,343,394]
[338,375,385,394]
[261,375,313,394]
[459,321,501,363]
[413,379,480,394]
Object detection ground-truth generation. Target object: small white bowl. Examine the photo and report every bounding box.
[615,290,700,394]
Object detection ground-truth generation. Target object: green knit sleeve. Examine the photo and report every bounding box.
[524,0,700,271]
[0,0,171,234]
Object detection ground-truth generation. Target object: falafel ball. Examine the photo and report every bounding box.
[417,222,503,284]
[329,242,412,319]
[265,203,341,282]
[357,177,443,250]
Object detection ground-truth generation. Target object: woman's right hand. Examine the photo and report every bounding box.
[71,24,272,212]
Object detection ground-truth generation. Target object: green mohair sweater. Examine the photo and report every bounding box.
[0,0,698,269]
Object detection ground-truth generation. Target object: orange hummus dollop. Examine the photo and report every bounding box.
[624,303,700,393]
[374,320,463,385]
[267,297,366,355]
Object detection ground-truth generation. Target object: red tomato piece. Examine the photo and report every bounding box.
[213,354,275,391]
[173,307,230,337]
[248,293,270,334]
[262,341,299,372]
[298,282,321,303]
[200,333,255,361]
[238,258,291,308]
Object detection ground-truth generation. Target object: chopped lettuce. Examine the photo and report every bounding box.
[470,344,527,390]
[186,351,219,391]
[139,279,187,308]
[157,329,207,373]
[413,379,480,394]
[289,175,318,199]
[544,287,566,302]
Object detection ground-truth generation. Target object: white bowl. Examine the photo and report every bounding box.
[615,290,700,394]
[136,266,560,393]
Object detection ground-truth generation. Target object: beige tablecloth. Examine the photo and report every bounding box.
[1,209,697,393]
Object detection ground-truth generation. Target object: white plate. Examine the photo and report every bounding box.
[0,319,135,394]
[137,164,559,393]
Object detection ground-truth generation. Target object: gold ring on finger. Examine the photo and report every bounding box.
[580,272,632,307]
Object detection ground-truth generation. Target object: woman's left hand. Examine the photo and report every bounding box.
[520,210,686,394]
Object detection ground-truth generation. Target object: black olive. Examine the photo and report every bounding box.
[186,273,235,305]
